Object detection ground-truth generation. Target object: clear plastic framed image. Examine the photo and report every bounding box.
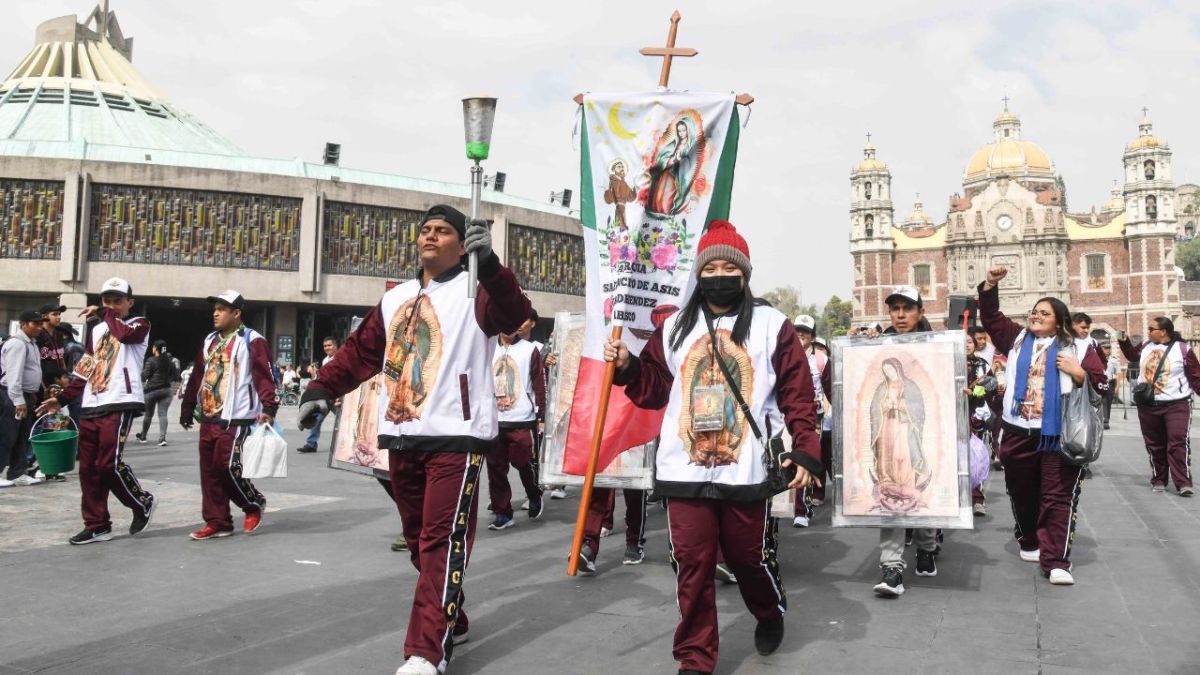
[831,330,972,529]
[540,311,655,490]
[327,316,387,476]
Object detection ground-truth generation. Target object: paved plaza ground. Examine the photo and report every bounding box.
[1,404,1199,674]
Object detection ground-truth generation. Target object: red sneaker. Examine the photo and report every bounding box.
[190,525,233,540]
[244,509,263,534]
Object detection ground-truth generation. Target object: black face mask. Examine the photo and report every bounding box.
[698,275,744,308]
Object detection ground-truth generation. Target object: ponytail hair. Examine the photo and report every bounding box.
[1153,316,1185,343]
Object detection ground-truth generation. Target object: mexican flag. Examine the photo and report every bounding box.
[563,91,741,475]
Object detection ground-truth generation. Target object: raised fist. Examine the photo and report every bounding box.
[986,266,1008,285]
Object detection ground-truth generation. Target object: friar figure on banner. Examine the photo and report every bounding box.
[604,159,637,231]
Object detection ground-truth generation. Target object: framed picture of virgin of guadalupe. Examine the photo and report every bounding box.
[830,331,973,529]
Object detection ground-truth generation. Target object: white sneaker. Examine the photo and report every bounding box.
[810,498,824,506]
[792,516,810,528]
[395,655,438,675]
[1019,548,1040,563]
[549,488,567,499]
[34,469,46,479]
[0,478,14,488]
[13,475,43,486]
[599,527,611,538]
[1048,568,1075,585]
[519,500,530,511]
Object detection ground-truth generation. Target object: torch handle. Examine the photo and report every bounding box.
[468,163,483,298]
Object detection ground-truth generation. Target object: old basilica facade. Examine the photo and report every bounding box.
[850,107,1198,344]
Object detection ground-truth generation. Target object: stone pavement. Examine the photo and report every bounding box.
[1,405,1199,674]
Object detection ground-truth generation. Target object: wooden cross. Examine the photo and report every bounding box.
[572,11,754,105]
[640,11,697,88]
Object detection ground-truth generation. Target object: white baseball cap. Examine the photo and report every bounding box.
[206,289,245,310]
[884,285,923,307]
[99,277,132,297]
[793,314,816,333]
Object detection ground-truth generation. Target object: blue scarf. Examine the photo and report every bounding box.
[1009,332,1062,451]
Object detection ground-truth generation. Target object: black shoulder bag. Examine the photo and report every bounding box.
[1132,340,1173,406]
[703,312,795,495]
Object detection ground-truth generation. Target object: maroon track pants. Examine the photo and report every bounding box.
[78,411,155,530]
[198,423,265,530]
[1136,400,1193,490]
[485,427,541,518]
[584,487,648,555]
[997,426,1084,574]
[390,450,482,671]
[667,497,785,673]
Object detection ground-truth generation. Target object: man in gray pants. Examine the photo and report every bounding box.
[136,340,177,447]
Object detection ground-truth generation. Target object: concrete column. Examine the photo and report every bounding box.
[58,171,81,282]
[299,189,320,293]
[494,214,509,265]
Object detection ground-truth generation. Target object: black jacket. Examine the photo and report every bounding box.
[142,352,178,393]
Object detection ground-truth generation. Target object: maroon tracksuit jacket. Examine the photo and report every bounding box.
[487,342,546,518]
[1118,337,1200,490]
[307,254,529,670]
[979,283,1107,574]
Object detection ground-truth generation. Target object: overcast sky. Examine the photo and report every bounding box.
[4,1,1199,306]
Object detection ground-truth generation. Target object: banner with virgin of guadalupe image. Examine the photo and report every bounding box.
[562,92,740,475]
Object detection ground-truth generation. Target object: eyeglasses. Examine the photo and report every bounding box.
[1028,310,1053,318]
[1148,327,1162,333]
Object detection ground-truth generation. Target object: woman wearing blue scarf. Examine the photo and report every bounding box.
[978,267,1107,586]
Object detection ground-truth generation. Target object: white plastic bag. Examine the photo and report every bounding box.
[242,423,288,478]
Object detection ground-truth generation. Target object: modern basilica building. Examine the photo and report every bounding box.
[0,6,584,365]
[850,105,1199,344]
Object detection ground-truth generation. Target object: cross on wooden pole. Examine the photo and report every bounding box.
[572,11,754,105]
[640,10,698,88]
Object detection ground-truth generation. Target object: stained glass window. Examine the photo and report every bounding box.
[507,224,585,296]
[0,178,64,260]
[321,201,424,278]
[88,184,300,270]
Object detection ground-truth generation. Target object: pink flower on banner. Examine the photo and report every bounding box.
[608,239,621,263]
[604,296,614,321]
[651,241,678,271]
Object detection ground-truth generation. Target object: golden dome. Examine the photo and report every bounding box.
[856,142,887,172]
[965,140,1053,178]
[965,109,1054,182]
[905,197,933,225]
[1129,116,1162,150]
[1103,182,1124,212]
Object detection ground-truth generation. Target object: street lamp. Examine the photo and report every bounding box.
[462,97,497,298]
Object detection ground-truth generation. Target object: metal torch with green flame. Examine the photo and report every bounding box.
[462,97,497,298]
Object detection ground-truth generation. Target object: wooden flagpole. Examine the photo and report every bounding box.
[567,9,752,576]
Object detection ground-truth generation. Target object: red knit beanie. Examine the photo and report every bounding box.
[694,220,752,278]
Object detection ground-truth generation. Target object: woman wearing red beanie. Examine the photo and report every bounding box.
[605,220,822,675]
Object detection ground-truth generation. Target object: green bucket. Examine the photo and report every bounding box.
[31,430,78,475]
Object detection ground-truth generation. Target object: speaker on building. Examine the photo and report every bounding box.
[323,142,341,166]
[948,295,978,329]
[561,189,573,208]
[493,171,506,193]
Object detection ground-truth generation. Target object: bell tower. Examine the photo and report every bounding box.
[850,135,895,324]
[1123,111,1179,334]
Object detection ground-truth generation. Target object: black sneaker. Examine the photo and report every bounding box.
[134,432,147,444]
[157,439,168,447]
[622,545,645,565]
[873,567,905,597]
[578,543,597,576]
[715,562,738,585]
[754,618,784,656]
[487,515,514,531]
[904,528,913,547]
[130,497,157,536]
[296,445,317,454]
[915,549,937,577]
[528,498,544,520]
[69,527,113,545]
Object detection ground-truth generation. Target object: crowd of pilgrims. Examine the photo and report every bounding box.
[13,206,1198,675]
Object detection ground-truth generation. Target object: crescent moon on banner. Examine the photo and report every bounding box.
[608,103,638,140]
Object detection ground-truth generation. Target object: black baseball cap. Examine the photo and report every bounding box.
[39,303,66,315]
[18,309,44,323]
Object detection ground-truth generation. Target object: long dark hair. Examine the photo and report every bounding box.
[669,279,754,351]
[1153,316,1184,343]
[881,357,907,381]
[1033,296,1075,347]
